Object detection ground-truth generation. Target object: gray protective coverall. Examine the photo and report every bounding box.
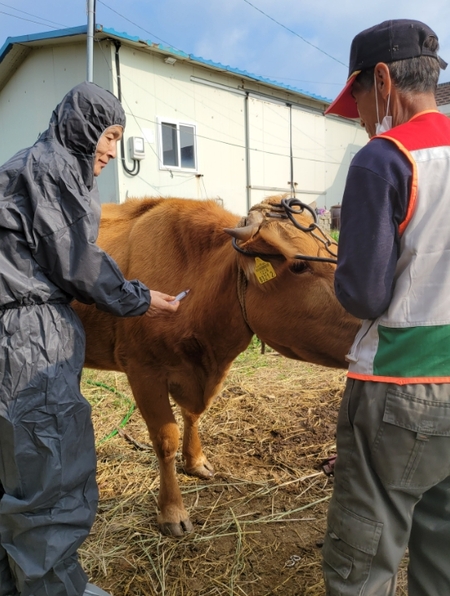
[0,82,150,596]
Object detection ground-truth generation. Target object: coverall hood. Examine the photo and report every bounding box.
[44,81,126,190]
[0,79,148,312]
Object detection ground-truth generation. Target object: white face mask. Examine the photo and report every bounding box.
[374,72,392,134]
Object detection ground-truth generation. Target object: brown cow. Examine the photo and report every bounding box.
[74,195,360,536]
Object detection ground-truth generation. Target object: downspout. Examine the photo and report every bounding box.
[244,92,251,212]
[288,103,295,196]
[113,41,140,177]
[86,0,95,82]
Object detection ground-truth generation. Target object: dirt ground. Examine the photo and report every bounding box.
[80,344,407,596]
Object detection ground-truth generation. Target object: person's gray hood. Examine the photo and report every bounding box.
[40,81,126,190]
[0,81,149,315]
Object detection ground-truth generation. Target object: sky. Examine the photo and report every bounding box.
[1,0,450,102]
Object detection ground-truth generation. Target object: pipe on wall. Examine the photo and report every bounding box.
[113,41,140,177]
[86,0,95,82]
[244,92,251,212]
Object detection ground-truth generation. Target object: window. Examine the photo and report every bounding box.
[159,119,197,170]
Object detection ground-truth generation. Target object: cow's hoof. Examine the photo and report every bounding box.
[185,460,215,479]
[159,518,194,537]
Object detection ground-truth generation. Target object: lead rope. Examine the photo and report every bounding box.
[237,265,251,331]
[236,265,266,353]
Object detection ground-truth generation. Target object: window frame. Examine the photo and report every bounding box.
[157,117,198,172]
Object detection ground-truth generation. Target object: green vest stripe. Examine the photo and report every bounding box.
[374,324,450,377]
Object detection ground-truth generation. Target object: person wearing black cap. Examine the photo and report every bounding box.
[0,82,180,596]
[322,19,450,596]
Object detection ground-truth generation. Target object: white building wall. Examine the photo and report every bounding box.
[113,42,248,214]
[113,39,368,214]
[0,45,85,162]
[0,36,368,216]
[324,116,368,208]
[247,97,291,205]
[188,83,247,214]
[292,107,327,206]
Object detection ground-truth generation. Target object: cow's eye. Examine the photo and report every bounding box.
[289,260,310,274]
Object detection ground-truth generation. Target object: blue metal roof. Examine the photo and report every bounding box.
[99,26,331,103]
[0,24,331,103]
[0,25,88,59]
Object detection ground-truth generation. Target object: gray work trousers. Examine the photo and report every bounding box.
[0,304,98,596]
[322,379,450,596]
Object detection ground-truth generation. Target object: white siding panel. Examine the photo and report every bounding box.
[291,108,326,205]
[324,117,368,208]
[190,84,246,214]
[0,44,87,164]
[248,97,291,205]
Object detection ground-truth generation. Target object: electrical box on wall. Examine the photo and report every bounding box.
[129,136,145,160]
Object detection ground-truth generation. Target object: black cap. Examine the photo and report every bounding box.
[349,19,446,77]
[325,19,447,118]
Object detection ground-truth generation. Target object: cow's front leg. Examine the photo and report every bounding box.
[180,408,214,478]
[128,373,193,537]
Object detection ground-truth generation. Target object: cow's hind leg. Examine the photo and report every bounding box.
[180,408,214,478]
[127,371,193,537]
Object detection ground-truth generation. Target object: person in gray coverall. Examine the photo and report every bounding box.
[0,82,179,596]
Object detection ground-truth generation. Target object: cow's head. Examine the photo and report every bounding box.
[224,196,360,368]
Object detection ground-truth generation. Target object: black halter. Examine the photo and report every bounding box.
[231,197,338,264]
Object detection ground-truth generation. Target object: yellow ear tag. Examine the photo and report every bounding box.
[254,257,276,284]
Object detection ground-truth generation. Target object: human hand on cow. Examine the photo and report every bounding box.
[145,290,181,316]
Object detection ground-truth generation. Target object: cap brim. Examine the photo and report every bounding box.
[324,72,359,119]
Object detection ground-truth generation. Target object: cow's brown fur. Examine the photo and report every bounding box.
[74,196,360,536]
